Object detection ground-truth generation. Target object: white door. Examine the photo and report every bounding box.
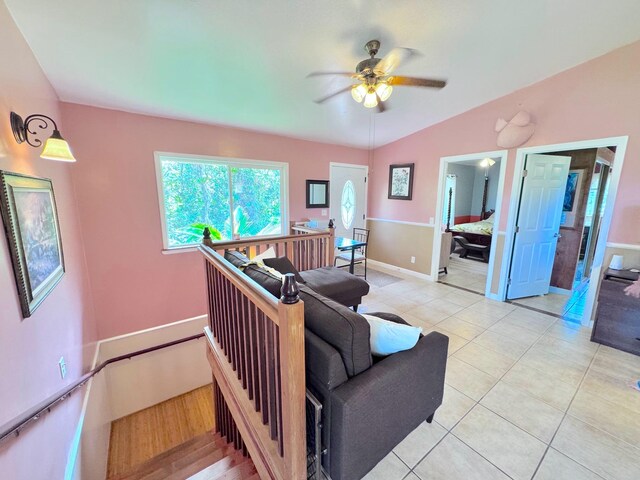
[507,154,571,299]
[330,164,367,238]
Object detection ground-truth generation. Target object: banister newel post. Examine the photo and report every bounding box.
[202,227,216,249]
[280,273,300,304]
[328,223,335,266]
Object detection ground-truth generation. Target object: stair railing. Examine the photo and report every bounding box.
[200,227,334,480]
[0,333,204,446]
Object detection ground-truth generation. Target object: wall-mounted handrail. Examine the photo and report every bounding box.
[0,332,205,445]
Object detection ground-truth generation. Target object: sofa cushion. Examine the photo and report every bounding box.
[224,250,251,268]
[300,267,369,307]
[242,264,283,298]
[252,246,276,263]
[264,256,306,284]
[299,284,372,377]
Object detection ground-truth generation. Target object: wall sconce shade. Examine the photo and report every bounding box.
[10,112,76,162]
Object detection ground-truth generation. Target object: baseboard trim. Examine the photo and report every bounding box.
[98,314,208,345]
[549,286,572,296]
[368,259,433,281]
[606,242,640,251]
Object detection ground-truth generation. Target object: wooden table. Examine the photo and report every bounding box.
[335,237,367,275]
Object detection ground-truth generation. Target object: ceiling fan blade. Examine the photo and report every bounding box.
[314,85,353,104]
[373,47,419,76]
[307,71,357,78]
[388,76,447,88]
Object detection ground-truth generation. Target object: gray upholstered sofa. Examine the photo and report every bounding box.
[301,286,448,480]
[223,251,448,480]
[224,250,370,310]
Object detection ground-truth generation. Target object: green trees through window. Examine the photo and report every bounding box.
[159,156,284,247]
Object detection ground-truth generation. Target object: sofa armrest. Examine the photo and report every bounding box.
[327,331,448,480]
[305,329,349,392]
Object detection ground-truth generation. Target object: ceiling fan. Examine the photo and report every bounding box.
[308,39,446,112]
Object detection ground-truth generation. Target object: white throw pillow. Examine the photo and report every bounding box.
[362,314,421,356]
[252,247,276,263]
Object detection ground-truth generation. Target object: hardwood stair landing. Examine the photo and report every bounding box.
[109,431,256,480]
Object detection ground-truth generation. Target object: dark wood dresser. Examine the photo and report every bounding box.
[591,269,640,356]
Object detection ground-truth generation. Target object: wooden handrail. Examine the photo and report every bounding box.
[200,240,311,479]
[0,333,205,445]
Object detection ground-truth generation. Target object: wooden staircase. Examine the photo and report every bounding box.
[109,431,258,480]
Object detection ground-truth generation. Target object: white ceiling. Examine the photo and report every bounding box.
[6,0,640,148]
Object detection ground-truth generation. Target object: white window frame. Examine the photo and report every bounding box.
[154,152,289,251]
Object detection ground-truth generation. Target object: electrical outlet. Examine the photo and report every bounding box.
[410,256,416,264]
[321,209,327,216]
[58,357,67,379]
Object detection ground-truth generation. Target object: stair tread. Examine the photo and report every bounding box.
[186,451,248,480]
[208,458,257,480]
[165,445,241,480]
[109,430,255,480]
[109,431,225,480]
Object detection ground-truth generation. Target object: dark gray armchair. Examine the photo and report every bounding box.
[301,287,449,480]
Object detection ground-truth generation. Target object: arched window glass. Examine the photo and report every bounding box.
[341,180,356,230]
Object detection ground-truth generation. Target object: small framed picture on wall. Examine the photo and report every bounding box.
[560,169,584,228]
[388,163,415,200]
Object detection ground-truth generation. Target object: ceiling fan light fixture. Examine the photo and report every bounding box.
[363,89,378,108]
[375,82,393,101]
[351,83,367,103]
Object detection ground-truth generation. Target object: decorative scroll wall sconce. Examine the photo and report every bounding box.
[10,112,76,162]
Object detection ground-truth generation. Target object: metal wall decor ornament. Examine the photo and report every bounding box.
[388,163,414,200]
[0,171,65,317]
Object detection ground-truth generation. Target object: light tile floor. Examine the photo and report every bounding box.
[440,253,590,323]
[358,267,640,480]
[440,255,488,295]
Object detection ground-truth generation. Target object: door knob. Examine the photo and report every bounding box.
[554,233,562,238]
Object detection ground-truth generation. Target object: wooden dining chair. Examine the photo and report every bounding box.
[334,228,370,279]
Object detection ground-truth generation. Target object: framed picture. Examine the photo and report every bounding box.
[560,169,584,228]
[388,163,415,200]
[0,171,65,317]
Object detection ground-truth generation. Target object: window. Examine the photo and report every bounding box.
[155,153,288,249]
[442,174,457,226]
[341,180,356,230]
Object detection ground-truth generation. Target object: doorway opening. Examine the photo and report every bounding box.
[500,137,628,325]
[431,150,508,296]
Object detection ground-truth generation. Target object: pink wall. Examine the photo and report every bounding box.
[61,104,368,339]
[370,40,640,245]
[0,3,97,478]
